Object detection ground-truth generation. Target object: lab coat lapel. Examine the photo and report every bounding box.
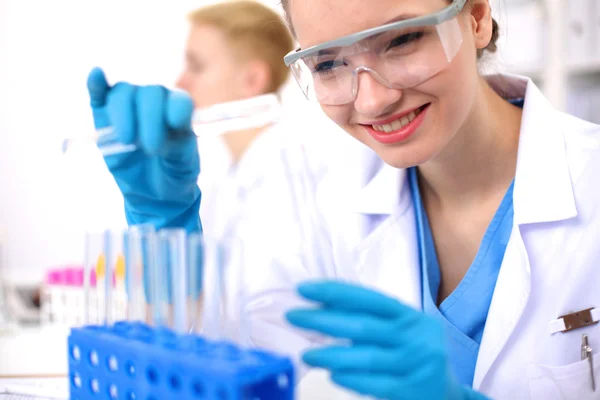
[351,165,422,310]
[472,76,578,389]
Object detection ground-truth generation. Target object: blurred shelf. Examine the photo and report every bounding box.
[503,63,544,80]
[506,58,600,81]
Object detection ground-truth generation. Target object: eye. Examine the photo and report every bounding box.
[313,59,347,75]
[386,31,424,50]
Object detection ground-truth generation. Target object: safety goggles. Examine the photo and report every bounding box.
[284,0,467,105]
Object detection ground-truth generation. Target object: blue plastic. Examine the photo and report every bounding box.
[68,321,295,400]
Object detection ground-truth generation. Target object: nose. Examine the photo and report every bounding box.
[353,70,402,117]
[175,73,187,90]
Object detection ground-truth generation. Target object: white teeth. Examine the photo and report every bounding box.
[372,108,421,133]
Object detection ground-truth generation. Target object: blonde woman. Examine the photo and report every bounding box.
[175,1,310,243]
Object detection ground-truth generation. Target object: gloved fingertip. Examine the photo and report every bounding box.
[166,90,194,132]
[301,348,325,365]
[301,352,319,366]
[284,309,310,325]
[296,280,337,299]
[87,67,110,107]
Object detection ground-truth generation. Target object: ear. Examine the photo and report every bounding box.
[240,59,272,97]
[469,0,494,52]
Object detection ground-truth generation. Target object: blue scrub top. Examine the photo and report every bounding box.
[408,98,522,387]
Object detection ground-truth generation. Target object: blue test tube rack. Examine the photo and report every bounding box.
[68,321,295,400]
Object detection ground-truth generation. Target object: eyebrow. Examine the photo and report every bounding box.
[315,48,342,58]
[383,13,421,25]
[305,11,424,56]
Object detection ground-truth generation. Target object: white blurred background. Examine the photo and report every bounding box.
[0,0,599,285]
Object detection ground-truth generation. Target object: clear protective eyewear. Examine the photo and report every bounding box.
[284,0,467,105]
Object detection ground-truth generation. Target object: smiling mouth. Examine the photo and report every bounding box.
[370,104,429,133]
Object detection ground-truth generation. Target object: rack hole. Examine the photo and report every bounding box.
[108,384,118,399]
[191,380,205,397]
[278,374,289,389]
[72,373,82,388]
[108,355,119,372]
[89,350,99,367]
[71,346,81,361]
[125,361,136,377]
[90,379,100,393]
[146,366,159,384]
[168,374,182,391]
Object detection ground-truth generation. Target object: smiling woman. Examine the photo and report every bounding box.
[264,0,600,399]
[76,0,600,398]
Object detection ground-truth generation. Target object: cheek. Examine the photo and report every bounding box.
[321,105,356,134]
[191,68,242,107]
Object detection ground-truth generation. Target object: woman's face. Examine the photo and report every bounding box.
[176,24,247,109]
[289,0,488,168]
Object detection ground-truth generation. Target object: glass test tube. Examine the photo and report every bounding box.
[126,224,156,323]
[187,232,204,334]
[103,229,125,325]
[158,229,187,334]
[84,231,106,325]
[219,234,249,347]
[195,234,226,341]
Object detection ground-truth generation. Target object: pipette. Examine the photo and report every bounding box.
[62,93,281,156]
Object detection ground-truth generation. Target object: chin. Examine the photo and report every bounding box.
[377,149,430,169]
[346,132,434,170]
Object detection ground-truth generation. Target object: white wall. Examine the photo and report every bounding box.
[5,0,595,285]
[0,0,316,283]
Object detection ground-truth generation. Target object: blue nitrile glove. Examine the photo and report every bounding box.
[286,281,490,400]
[86,67,201,233]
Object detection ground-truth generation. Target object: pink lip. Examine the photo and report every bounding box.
[363,104,430,145]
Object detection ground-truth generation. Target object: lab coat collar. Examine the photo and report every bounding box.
[496,74,578,225]
[350,163,410,215]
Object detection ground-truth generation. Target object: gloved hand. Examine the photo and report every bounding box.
[86,67,201,233]
[286,281,490,400]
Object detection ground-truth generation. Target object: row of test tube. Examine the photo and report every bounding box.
[43,225,247,345]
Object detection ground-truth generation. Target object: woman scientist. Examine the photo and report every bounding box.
[175,1,323,243]
[86,0,600,398]
[173,0,330,335]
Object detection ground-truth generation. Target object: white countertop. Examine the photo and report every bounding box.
[0,326,69,378]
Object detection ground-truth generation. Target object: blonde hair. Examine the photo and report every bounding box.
[188,0,294,93]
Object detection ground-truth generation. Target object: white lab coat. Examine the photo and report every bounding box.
[197,118,332,242]
[240,74,600,399]
[196,117,332,338]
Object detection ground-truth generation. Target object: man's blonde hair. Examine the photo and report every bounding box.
[188,0,294,93]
